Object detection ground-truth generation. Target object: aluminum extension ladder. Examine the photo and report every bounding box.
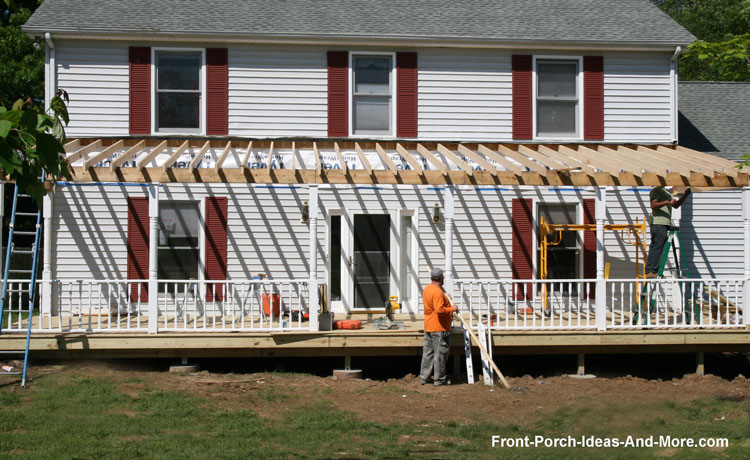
[0,181,44,388]
[633,226,697,325]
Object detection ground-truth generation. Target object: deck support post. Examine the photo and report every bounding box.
[41,192,54,316]
[743,187,750,326]
[595,187,607,331]
[577,353,585,376]
[443,186,455,295]
[696,351,705,376]
[147,184,159,334]
[308,185,319,331]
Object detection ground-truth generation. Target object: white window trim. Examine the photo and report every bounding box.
[157,199,204,281]
[348,51,397,138]
[532,55,584,142]
[151,47,207,136]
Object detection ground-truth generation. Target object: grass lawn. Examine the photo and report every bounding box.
[0,361,748,459]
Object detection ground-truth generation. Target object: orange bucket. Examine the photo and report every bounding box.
[262,293,281,317]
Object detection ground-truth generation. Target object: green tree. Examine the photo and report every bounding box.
[654,0,750,81]
[0,0,44,107]
[0,94,72,205]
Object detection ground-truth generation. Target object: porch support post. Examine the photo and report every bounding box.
[41,192,54,316]
[443,186,456,295]
[743,187,750,326]
[595,187,607,331]
[308,185,320,331]
[147,184,159,334]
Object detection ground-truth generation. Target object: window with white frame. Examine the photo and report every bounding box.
[158,202,201,280]
[155,51,202,133]
[536,59,580,138]
[352,55,393,135]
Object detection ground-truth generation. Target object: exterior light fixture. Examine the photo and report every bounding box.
[433,203,440,223]
[301,201,309,223]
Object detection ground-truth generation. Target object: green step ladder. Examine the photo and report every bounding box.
[633,226,697,326]
[0,181,44,388]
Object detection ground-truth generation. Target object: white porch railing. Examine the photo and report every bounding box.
[455,278,746,330]
[2,279,311,333]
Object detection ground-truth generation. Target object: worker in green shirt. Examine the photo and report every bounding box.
[645,186,691,277]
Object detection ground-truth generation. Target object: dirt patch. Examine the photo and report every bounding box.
[17,359,750,427]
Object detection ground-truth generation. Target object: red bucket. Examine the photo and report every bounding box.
[262,293,281,317]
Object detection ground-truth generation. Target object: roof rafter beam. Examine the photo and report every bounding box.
[109,140,144,171]
[83,140,124,169]
[137,140,168,171]
[437,144,473,175]
[457,145,497,175]
[214,141,233,172]
[375,143,398,175]
[163,140,190,172]
[189,141,211,172]
[396,143,423,174]
[416,144,448,173]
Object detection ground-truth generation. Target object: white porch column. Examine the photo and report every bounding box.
[443,186,456,295]
[595,187,607,331]
[308,185,320,331]
[41,192,54,316]
[743,187,750,326]
[147,184,159,334]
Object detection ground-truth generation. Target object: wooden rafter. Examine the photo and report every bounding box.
[163,140,190,172]
[334,142,347,173]
[437,144,473,175]
[189,141,211,172]
[355,142,373,174]
[416,145,448,173]
[457,145,497,175]
[83,140,124,169]
[214,141,233,172]
[66,139,102,164]
[109,140,144,171]
[137,140,168,171]
[58,138,746,188]
[375,143,398,175]
[477,145,521,173]
[396,144,423,173]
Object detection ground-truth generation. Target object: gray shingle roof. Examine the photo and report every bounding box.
[679,82,750,163]
[24,0,694,45]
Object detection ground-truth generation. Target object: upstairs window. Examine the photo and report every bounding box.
[536,59,580,138]
[158,202,201,280]
[155,51,202,133]
[352,55,393,135]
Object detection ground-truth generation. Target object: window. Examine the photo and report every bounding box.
[536,59,579,138]
[158,202,201,280]
[538,203,579,281]
[352,55,393,135]
[155,51,202,133]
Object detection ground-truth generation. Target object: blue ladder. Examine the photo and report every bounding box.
[0,181,44,388]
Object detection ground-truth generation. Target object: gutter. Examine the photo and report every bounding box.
[44,32,55,110]
[23,27,694,53]
[670,46,682,143]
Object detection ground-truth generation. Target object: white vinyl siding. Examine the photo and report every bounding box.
[53,43,674,142]
[603,53,673,143]
[55,41,130,137]
[417,49,512,141]
[228,47,328,137]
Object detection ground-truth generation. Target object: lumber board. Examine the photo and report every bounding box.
[137,140,168,171]
[83,140,124,169]
[437,144,473,175]
[108,140,144,171]
[66,139,102,164]
[163,140,190,172]
[214,141,233,172]
[477,144,522,173]
[457,145,497,175]
[354,142,373,174]
[497,144,547,172]
[395,143,423,173]
[416,144,448,173]
[375,143,399,175]
[334,142,347,173]
[189,141,212,172]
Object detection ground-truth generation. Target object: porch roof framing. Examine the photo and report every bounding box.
[62,138,747,188]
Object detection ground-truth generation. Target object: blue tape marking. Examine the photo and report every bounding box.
[253,185,302,189]
[626,188,652,192]
[547,188,585,192]
[427,187,445,191]
[354,186,384,190]
[475,187,510,192]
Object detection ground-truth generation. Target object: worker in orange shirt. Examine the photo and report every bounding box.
[419,267,457,386]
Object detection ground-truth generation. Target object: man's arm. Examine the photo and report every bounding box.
[650,198,676,210]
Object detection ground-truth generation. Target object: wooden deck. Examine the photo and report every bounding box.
[0,313,748,358]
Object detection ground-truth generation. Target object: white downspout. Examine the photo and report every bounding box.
[443,186,456,295]
[147,185,160,334]
[743,187,750,326]
[670,46,682,144]
[45,33,56,109]
[42,193,53,316]
[595,187,607,331]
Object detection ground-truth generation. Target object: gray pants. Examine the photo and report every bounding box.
[420,331,451,385]
[646,224,669,274]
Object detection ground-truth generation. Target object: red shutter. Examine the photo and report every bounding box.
[127,197,149,302]
[328,51,349,137]
[583,56,604,140]
[205,196,228,301]
[206,48,229,135]
[396,52,418,138]
[583,198,596,299]
[512,55,533,140]
[129,47,151,135]
[512,198,534,300]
